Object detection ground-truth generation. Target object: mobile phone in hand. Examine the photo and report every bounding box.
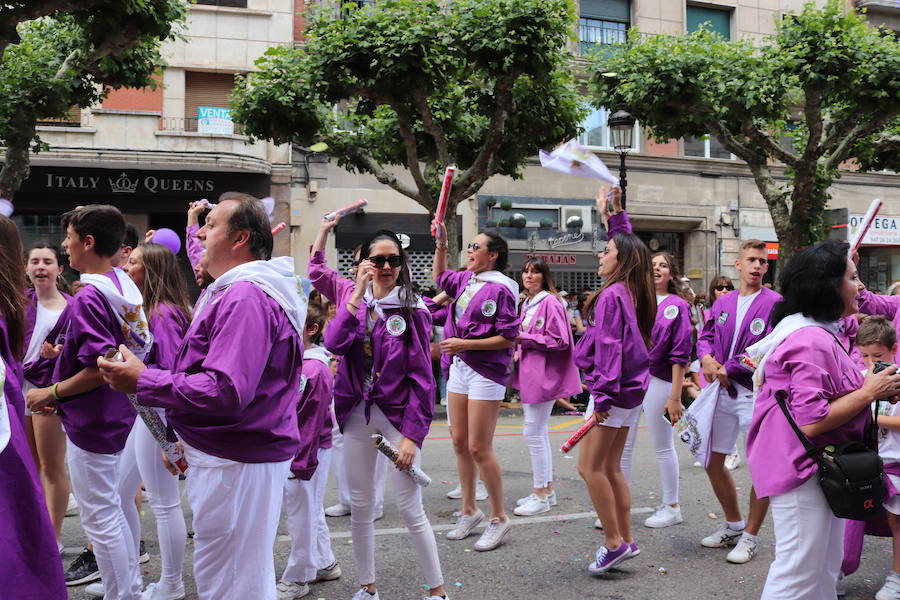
[873,360,893,374]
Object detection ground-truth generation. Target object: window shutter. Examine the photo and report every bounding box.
[184,71,235,131]
[579,0,630,23]
[686,6,731,40]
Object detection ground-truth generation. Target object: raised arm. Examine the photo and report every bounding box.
[432,222,449,282]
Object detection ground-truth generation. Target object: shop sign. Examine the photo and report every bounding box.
[38,170,216,195]
[526,253,577,265]
[849,214,900,246]
[197,106,234,135]
[547,231,585,249]
[766,242,779,259]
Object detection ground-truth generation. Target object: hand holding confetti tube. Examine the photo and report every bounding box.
[560,418,597,453]
[431,166,456,237]
[325,198,368,221]
[373,434,431,487]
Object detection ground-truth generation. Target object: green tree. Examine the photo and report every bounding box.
[232,0,585,265]
[589,1,900,268]
[0,0,186,199]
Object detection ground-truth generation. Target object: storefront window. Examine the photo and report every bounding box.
[858,247,900,294]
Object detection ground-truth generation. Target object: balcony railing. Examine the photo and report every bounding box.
[579,18,627,56]
[158,116,245,135]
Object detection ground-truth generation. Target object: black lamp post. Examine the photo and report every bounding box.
[607,104,636,209]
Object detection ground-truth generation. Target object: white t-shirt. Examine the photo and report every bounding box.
[727,289,762,358]
[656,294,667,305]
[455,280,486,324]
[879,400,900,463]
[520,291,549,331]
[23,303,64,366]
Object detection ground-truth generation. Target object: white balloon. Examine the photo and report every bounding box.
[0,198,12,217]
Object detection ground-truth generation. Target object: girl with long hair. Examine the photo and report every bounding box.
[312,219,446,600]
[0,216,68,597]
[620,252,693,529]
[23,241,73,544]
[575,186,655,574]
[509,258,581,516]
[121,241,191,600]
[432,225,520,552]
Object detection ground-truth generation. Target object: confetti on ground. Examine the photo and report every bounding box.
[441,481,450,484]
[455,582,463,587]
[574,558,583,561]
[464,549,472,552]
[658,567,668,574]
[553,530,560,534]
[707,513,717,519]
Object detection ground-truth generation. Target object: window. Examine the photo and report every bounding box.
[683,134,732,159]
[686,5,731,40]
[579,0,630,56]
[37,107,81,127]
[184,71,236,133]
[578,104,640,151]
[195,0,248,7]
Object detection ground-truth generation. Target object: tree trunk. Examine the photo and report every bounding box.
[0,110,37,200]
[443,198,462,270]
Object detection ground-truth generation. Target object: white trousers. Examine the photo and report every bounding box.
[621,375,680,505]
[67,426,141,600]
[183,442,291,600]
[330,419,388,512]
[343,403,444,588]
[522,401,554,489]
[282,448,336,583]
[762,476,844,599]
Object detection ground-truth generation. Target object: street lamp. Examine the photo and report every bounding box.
[607,104,636,208]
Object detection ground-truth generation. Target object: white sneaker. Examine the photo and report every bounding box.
[65,493,78,516]
[594,518,603,530]
[836,571,847,597]
[446,480,488,500]
[692,460,702,468]
[424,596,449,600]
[876,572,900,600]
[726,533,759,564]
[315,561,342,582]
[701,523,744,548]
[142,581,187,600]
[351,589,379,600]
[513,495,550,516]
[85,582,104,597]
[325,503,351,517]
[276,580,309,600]
[643,504,683,528]
[725,451,742,471]
[445,509,484,540]
[516,491,557,507]
[474,517,510,551]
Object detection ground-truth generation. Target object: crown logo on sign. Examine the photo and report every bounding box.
[109,172,138,193]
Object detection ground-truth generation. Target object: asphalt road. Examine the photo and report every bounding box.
[64,410,895,600]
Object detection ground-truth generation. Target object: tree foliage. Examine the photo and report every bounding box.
[0,0,186,198]
[589,0,900,268]
[233,0,585,264]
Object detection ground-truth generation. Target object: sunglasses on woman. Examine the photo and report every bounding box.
[715,285,734,291]
[467,242,481,251]
[368,254,402,268]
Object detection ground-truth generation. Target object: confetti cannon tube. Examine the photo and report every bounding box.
[271,222,287,235]
[560,418,596,453]
[325,198,368,221]
[431,165,456,237]
[848,198,883,259]
[372,434,431,487]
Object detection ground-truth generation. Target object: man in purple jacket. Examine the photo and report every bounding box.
[98,195,308,600]
[696,239,781,565]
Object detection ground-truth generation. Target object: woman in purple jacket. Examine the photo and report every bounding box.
[22,242,72,545]
[319,226,446,600]
[509,257,581,517]
[620,252,693,529]
[575,186,655,574]
[122,242,191,600]
[433,225,520,552]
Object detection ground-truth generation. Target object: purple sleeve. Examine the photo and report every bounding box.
[398,309,436,446]
[587,293,625,413]
[137,287,278,415]
[668,303,694,367]
[186,224,202,270]
[323,303,362,356]
[519,300,570,351]
[858,289,900,320]
[607,211,633,237]
[64,291,121,371]
[147,305,189,370]
[494,288,521,341]
[423,296,449,326]
[437,269,468,297]
[696,306,716,360]
[308,249,355,305]
[781,342,840,427]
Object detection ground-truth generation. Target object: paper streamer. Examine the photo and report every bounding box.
[539,139,619,185]
[431,165,456,237]
[560,419,596,453]
[849,199,883,259]
[372,434,431,487]
[325,198,368,222]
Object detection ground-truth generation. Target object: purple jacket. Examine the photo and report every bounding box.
[837,315,863,371]
[607,210,633,237]
[696,286,781,392]
[423,295,450,327]
[137,282,303,463]
[574,282,650,413]
[53,277,136,454]
[186,223,202,271]
[857,289,900,363]
[747,326,869,498]
[437,269,520,385]
[23,289,73,388]
[146,303,190,370]
[325,302,435,447]
[649,295,694,382]
[292,351,334,479]
[509,294,582,404]
[0,315,68,598]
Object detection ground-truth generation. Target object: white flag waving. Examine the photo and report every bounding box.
[539,139,620,185]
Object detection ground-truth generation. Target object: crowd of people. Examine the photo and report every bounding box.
[3,186,900,600]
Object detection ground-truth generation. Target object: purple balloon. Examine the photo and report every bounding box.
[152,228,181,255]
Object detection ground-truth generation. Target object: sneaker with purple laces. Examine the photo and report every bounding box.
[588,542,630,574]
[623,542,640,560]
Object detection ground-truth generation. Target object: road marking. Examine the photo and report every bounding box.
[550,417,585,430]
[277,508,655,542]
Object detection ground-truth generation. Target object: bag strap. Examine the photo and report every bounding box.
[774,390,820,463]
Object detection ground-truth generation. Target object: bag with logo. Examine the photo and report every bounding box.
[775,390,884,521]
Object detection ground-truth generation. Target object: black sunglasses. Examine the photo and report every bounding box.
[467,242,481,251]
[715,285,734,291]
[368,254,402,268]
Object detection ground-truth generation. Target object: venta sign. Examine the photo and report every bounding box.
[41,171,215,195]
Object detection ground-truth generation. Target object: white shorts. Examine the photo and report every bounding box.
[446,356,506,401]
[885,474,900,515]
[584,395,642,429]
[710,384,754,455]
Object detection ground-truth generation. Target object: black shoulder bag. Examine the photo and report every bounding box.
[775,389,883,521]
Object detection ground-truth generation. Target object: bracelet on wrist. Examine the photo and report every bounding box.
[50,382,61,401]
[436,241,448,249]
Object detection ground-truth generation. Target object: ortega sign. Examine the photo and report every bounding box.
[849,214,900,246]
[197,106,234,135]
